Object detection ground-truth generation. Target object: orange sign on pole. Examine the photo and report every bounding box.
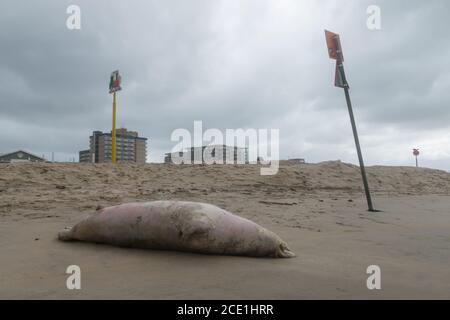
[325,30,346,88]
[325,30,344,62]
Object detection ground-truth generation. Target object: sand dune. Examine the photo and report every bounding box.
[1,160,449,220]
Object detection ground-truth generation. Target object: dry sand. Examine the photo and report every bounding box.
[0,160,449,299]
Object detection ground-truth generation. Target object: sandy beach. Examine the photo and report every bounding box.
[1,160,450,299]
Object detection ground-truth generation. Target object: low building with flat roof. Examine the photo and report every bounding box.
[165,145,249,165]
[79,150,91,163]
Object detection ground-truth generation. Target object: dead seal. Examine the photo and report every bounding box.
[58,201,295,258]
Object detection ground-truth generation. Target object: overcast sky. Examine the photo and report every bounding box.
[0,0,449,169]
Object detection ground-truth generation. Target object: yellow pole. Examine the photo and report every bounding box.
[112,91,117,163]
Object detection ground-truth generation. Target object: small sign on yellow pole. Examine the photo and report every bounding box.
[109,70,122,163]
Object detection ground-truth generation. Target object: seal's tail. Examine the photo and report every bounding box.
[58,227,73,241]
[277,242,296,258]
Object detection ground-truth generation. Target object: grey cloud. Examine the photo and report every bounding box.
[0,0,449,169]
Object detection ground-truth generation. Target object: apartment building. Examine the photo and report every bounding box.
[80,128,147,163]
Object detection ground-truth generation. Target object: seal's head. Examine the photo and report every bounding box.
[58,227,73,241]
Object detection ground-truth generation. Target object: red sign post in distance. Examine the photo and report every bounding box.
[413,149,420,167]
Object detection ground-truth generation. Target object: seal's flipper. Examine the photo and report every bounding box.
[276,242,296,258]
